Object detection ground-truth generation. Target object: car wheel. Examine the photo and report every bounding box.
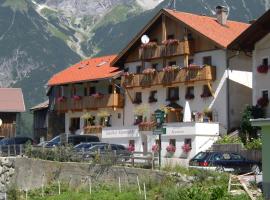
[251,164,260,175]
[216,166,224,172]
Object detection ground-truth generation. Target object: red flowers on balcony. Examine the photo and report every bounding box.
[142,68,156,75]
[72,95,81,101]
[182,144,192,153]
[185,93,195,100]
[257,65,269,74]
[162,39,179,46]
[166,144,176,153]
[92,93,104,99]
[140,42,157,49]
[257,97,269,108]
[57,96,66,102]
[162,65,180,72]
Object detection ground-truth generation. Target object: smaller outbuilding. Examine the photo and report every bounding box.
[30,100,49,143]
[0,88,25,138]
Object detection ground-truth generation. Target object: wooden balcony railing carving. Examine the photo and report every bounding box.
[55,94,124,113]
[122,65,216,88]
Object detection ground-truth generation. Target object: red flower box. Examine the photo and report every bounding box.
[57,96,66,102]
[72,95,81,101]
[92,93,103,99]
[166,145,176,153]
[141,42,157,48]
[200,92,212,98]
[162,39,179,46]
[127,145,135,152]
[152,144,159,153]
[182,144,192,153]
[257,65,269,74]
[257,97,269,108]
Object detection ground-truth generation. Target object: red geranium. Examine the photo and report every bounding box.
[257,97,269,108]
[166,144,176,153]
[182,144,192,153]
[152,144,159,153]
[257,65,269,74]
[92,93,103,99]
[72,95,81,101]
[57,96,66,102]
[127,144,135,152]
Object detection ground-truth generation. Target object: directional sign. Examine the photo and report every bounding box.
[153,128,166,135]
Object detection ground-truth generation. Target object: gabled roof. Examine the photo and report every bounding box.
[228,9,270,51]
[30,100,49,111]
[112,9,249,66]
[0,88,25,112]
[48,55,121,86]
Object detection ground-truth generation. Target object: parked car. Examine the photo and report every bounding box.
[83,143,131,161]
[0,137,34,156]
[189,151,261,174]
[45,134,100,147]
[74,142,107,152]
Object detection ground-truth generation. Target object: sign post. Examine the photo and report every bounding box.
[154,109,166,169]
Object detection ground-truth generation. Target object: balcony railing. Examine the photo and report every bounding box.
[55,94,124,113]
[122,65,216,88]
[139,40,193,60]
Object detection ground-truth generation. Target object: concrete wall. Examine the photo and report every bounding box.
[253,33,270,117]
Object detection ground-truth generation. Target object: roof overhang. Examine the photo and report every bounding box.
[228,9,270,51]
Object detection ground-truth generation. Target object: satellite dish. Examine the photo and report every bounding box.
[0,119,2,127]
[141,35,150,44]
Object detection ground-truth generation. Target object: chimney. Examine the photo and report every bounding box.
[216,5,229,26]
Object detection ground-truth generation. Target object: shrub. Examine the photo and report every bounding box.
[245,138,262,150]
[215,135,242,144]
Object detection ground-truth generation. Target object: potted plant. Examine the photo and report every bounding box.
[257,64,269,74]
[152,144,159,153]
[72,95,81,101]
[149,95,157,103]
[162,39,179,46]
[127,144,135,152]
[185,93,195,100]
[166,144,176,157]
[257,97,269,108]
[141,41,157,49]
[142,68,156,75]
[181,144,192,153]
[57,96,66,102]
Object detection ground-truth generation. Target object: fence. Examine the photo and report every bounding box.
[211,144,262,162]
[0,145,159,169]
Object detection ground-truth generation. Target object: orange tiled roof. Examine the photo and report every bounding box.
[48,55,120,86]
[165,9,250,48]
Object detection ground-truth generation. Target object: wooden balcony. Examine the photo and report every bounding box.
[122,65,216,88]
[54,94,124,113]
[139,40,193,60]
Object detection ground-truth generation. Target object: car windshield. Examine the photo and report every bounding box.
[48,136,60,143]
[230,153,243,160]
[193,152,208,160]
[89,145,105,151]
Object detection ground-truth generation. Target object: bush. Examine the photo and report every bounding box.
[215,135,242,144]
[245,138,262,150]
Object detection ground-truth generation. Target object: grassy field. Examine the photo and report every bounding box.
[8,166,262,200]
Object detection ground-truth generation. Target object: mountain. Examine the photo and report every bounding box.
[0,0,269,135]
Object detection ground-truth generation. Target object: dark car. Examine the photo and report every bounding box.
[45,134,100,147]
[189,151,261,174]
[83,143,131,161]
[74,142,107,152]
[0,137,34,156]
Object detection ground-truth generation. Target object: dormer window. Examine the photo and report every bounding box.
[262,58,268,66]
[203,56,212,66]
[136,66,142,74]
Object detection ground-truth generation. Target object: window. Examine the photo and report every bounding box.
[262,90,268,99]
[152,63,158,70]
[185,86,194,99]
[134,92,142,104]
[169,139,176,147]
[262,58,268,66]
[89,86,96,95]
[149,91,157,103]
[71,86,77,96]
[108,85,113,94]
[184,138,192,148]
[84,116,95,126]
[136,66,142,74]
[124,68,129,72]
[201,85,212,97]
[203,56,212,66]
[69,118,80,133]
[188,58,194,65]
[134,115,143,125]
[84,87,88,96]
[167,87,179,101]
[187,32,193,40]
[168,61,177,66]
[129,140,135,146]
[167,34,175,39]
[117,113,121,119]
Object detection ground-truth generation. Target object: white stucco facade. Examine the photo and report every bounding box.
[252,33,270,117]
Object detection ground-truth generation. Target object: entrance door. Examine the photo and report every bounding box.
[141,134,148,154]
